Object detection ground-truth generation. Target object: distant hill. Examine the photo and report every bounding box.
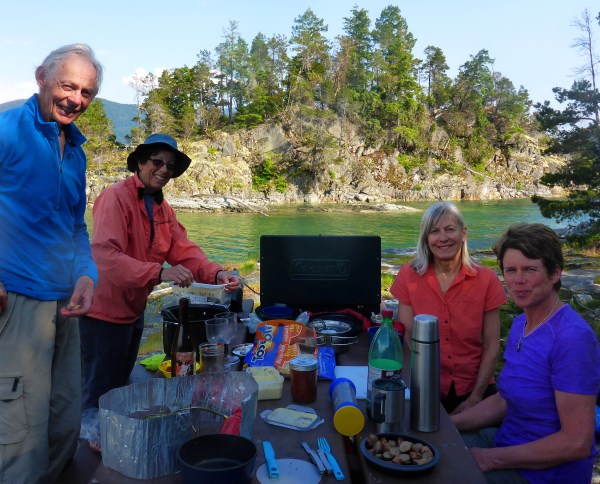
[0,98,137,143]
[100,99,137,143]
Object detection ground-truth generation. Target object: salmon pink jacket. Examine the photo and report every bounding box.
[87,173,222,323]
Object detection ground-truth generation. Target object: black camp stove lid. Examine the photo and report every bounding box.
[259,235,381,317]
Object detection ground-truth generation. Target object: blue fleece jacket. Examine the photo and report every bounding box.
[0,95,97,300]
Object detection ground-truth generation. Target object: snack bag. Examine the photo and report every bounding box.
[246,320,317,376]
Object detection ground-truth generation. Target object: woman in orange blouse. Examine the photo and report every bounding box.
[390,202,506,414]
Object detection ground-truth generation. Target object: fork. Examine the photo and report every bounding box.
[317,437,345,480]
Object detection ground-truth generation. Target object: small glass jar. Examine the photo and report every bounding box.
[289,356,318,403]
[198,343,225,373]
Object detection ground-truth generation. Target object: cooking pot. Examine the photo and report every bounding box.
[308,319,358,354]
[162,303,228,358]
[178,434,257,484]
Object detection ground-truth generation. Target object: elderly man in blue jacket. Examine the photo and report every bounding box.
[0,44,102,483]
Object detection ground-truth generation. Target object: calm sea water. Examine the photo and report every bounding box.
[85,199,565,264]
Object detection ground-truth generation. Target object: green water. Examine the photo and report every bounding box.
[368,358,403,371]
[85,199,564,264]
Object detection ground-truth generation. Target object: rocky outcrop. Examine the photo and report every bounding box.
[86,117,569,211]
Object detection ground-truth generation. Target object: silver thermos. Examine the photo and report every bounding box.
[410,314,440,432]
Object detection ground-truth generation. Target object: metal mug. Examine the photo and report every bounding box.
[372,378,406,434]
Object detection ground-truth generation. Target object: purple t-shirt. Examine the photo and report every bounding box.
[496,304,600,483]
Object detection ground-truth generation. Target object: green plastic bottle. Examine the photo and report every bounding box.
[366,309,403,417]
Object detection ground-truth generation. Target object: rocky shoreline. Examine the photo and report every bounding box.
[87,119,570,209]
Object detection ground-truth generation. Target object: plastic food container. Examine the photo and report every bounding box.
[246,366,284,400]
[263,407,320,430]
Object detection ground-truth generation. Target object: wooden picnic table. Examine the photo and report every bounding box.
[59,321,485,483]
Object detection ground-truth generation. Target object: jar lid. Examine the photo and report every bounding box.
[289,356,318,372]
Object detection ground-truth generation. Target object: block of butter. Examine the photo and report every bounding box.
[264,407,320,430]
[246,366,284,400]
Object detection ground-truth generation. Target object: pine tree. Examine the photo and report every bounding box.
[77,99,117,170]
[533,9,600,248]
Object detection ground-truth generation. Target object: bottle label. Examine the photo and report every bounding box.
[174,351,195,376]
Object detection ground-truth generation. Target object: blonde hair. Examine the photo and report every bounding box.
[412,201,475,276]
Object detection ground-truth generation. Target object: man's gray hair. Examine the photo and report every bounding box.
[37,43,104,95]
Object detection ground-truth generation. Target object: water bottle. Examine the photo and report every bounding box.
[367,309,403,417]
[410,314,440,432]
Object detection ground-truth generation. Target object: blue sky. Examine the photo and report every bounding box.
[1,0,596,106]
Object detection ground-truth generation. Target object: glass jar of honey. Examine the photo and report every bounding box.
[289,356,318,403]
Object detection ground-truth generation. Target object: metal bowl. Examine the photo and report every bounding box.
[308,319,357,353]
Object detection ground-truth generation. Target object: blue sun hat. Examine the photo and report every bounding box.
[127,133,192,178]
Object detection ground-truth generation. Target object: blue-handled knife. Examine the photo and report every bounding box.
[263,441,280,478]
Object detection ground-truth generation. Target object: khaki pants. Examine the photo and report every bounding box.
[0,293,81,484]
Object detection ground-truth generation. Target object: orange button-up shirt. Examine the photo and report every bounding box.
[87,174,223,324]
[390,263,506,397]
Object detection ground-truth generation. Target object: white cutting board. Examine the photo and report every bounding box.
[333,366,368,399]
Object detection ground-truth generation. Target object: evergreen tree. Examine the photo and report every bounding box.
[534,80,600,247]
[195,50,223,135]
[77,99,117,169]
[422,45,451,114]
[216,20,250,121]
[333,6,374,126]
[370,5,424,150]
[442,50,530,166]
[533,9,600,248]
[342,6,373,93]
[288,8,332,108]
[235,32,287,126]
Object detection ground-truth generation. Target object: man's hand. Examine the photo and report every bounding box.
[0,282,7,315]
[60,276,95,317]
[161,265,194,287]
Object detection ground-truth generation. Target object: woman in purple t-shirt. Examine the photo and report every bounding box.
[452,223,600,483]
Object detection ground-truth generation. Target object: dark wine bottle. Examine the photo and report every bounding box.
[228,268,243,313]
[172,297,196,377]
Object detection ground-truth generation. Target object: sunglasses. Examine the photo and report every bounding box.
[148,158,177,172]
